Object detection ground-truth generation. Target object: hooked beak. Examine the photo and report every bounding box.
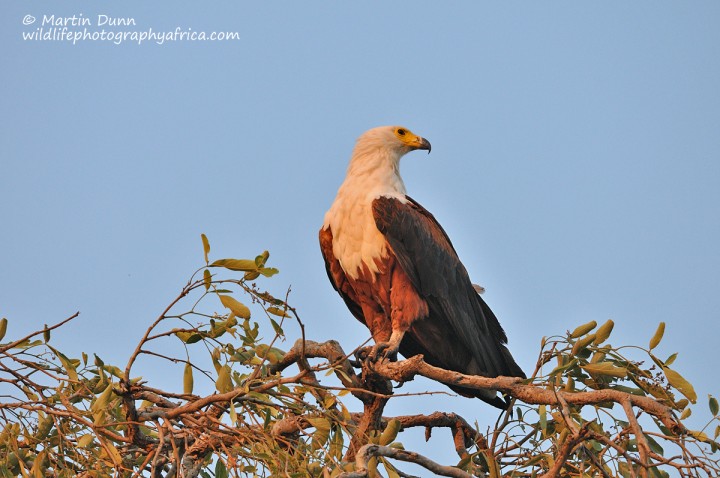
[415,136,432,154]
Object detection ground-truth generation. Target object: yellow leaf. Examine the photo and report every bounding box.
[31,450,46,478]
[219,295,251,319]
[308,418,331,450]
[91,383,115,413]
[572,333,596,356]
[267,306,289,318]
[229,400,237,424]
[211,258,257,271]
[183,363,194,394]
[255,250,269,267]
[201,234,210,264]
[581,362,628,378]
[593,320,614,345]
[48,346,78,382]
[663,366,697,403]
[216,365,233,393]
[570,320,597,338]
[649,322,665,350]
[77,434,94,448]
[101,440,123,465]
[203,269,211,291]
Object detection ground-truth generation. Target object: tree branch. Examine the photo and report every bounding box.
[339,444,473,478]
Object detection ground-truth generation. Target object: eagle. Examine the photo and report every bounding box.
[319,126,525,408]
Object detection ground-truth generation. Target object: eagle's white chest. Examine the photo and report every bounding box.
[323,169,407,280]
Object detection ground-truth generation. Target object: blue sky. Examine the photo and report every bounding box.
[2,1,720,471]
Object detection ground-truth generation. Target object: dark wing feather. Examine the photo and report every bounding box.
[372,195,525,379]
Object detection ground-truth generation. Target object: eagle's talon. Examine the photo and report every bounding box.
[369,342,398,362]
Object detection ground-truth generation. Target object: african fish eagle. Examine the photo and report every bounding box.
[319,126,525,408]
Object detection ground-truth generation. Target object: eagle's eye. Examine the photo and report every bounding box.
[397,129,406,136]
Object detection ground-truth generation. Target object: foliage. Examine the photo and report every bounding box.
[0,236,718,477]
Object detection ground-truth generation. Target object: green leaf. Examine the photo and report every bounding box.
[664,352,678,366]
[211,258,257,271]
[649,322,665,350]
[709,395,718,416]
[549,358,577,377]
[645,433,664,455]
[201,234,210,264]
[259,267,279,277]
[680,408,692,420]
[570,320,597,338]
[663,366,697,403]
[175,331,203,344]
[35,414,53,440]
[612,385,646,396]
[593,319,614,345]
[254,344,285,364]
[219,295,251,319]
[379,419,402,446]
[214,460,229,478]
[582,362,628,378]
[43,324,50,343]
[183,363,194,394]
[255,250,269,267]
[269,318,284,337]
[539,404,547,434]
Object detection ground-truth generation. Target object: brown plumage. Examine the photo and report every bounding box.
[320,126,524,408]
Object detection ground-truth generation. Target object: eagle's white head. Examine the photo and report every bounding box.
[323,126,431,278]
[350,126,430,165]
[338,125,432,201]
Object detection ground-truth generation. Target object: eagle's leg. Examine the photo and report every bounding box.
[369,329,404,361]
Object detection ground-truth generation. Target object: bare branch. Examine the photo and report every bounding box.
[339,444,473,478]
